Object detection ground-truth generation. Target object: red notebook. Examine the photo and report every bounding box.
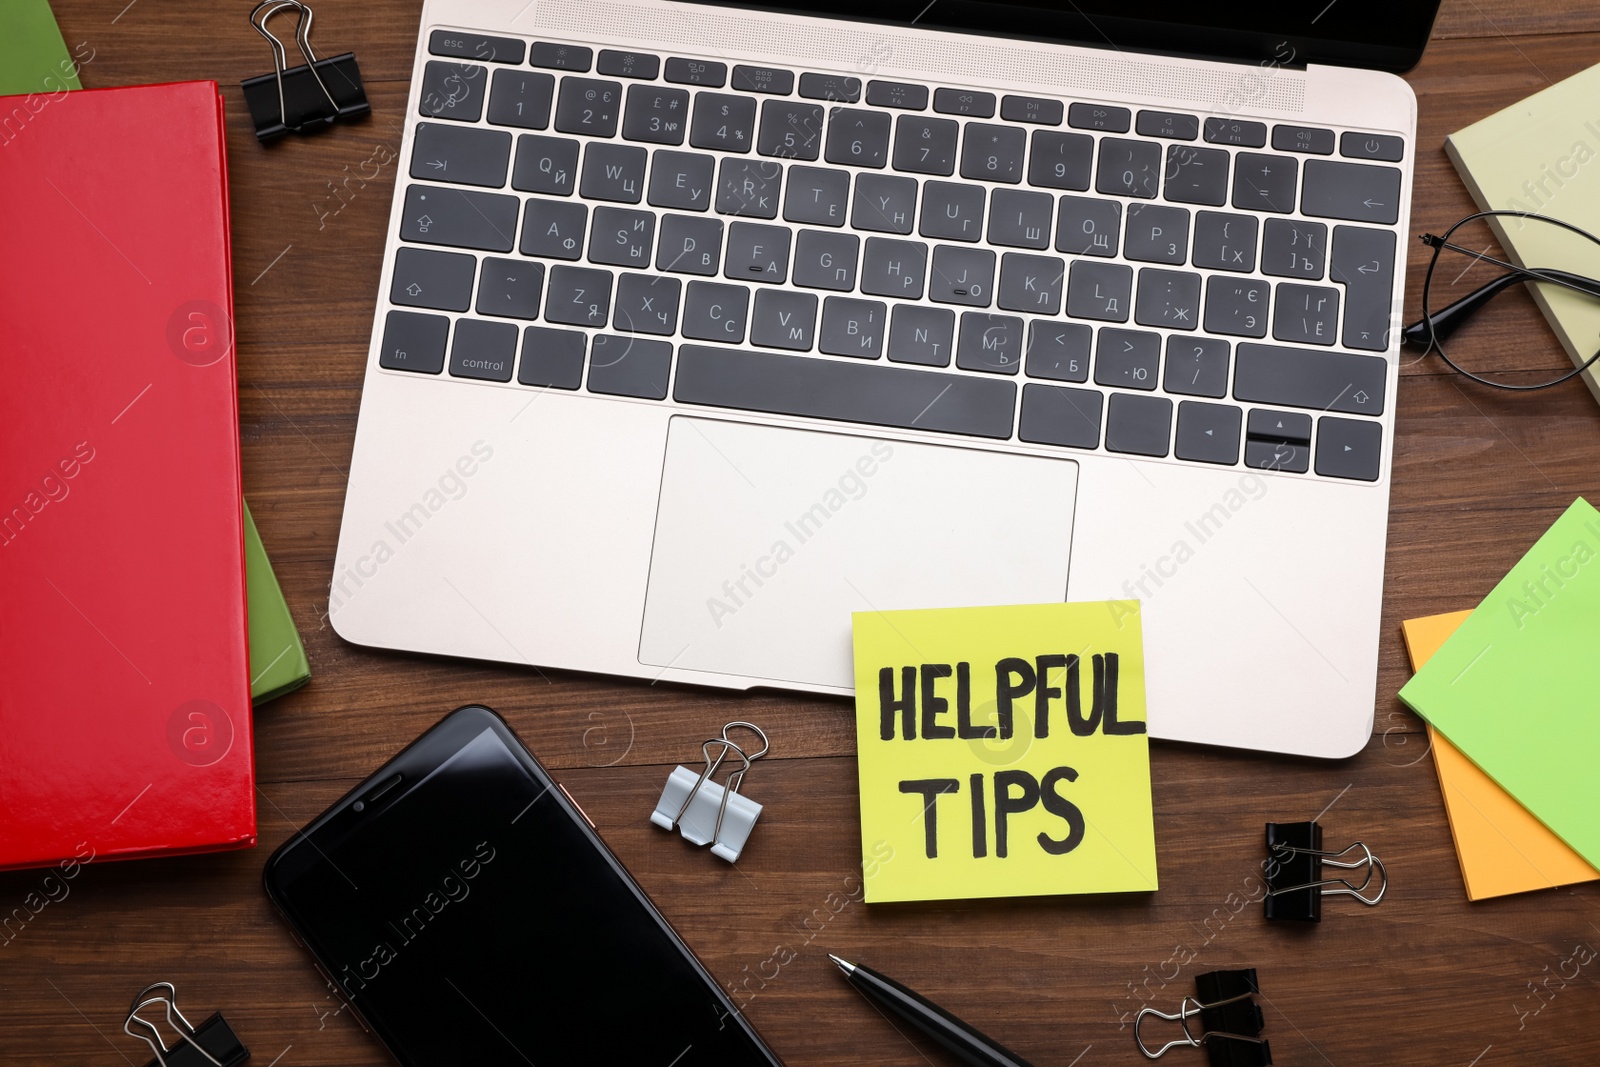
[0,82,255,871]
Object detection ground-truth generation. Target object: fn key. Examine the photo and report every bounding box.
[379,310,448,373]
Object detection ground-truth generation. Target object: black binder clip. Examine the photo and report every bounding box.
[1263,821,1386,922]
[242,0,369,143]
[124,982,250,1067]
[1135,969,1271,1065]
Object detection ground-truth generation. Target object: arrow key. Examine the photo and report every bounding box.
[1246,407,1311,444]
[390,247,476,311]
[1175,401,1242,464]
[1315,415,1383,481]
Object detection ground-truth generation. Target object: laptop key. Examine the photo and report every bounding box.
[612,273,681,335]
[998,253,1065,315]
[1055,195,1120,256]
[893,116,959,175]
[827,108,892,168]
[647,150,715,211]
[1301,160,1402,224]
[793,230,860,290]
[1203,276,1269,337]
[1272,124,1335,155]
[934,88,995,117]
[1329,225,1397,351]
[1203,118,1266,147]
[391,247,476,311]
[691,93,757,152]
[1232,153,1297,213]
[682,281,751,342]
[820,297,888,358]
[378,310,449,373]
[1028,131,1093,191]
[554,77,622,137]
[588,206,655,268]
[961,123,1026,183]
[1244,408,1311,471]
[988,189,1053,250]
[751,289,819,350]
[1096,138,1160,198]
[544,265,613,327]
[1105,393,1173,456]
[758,101,825,160]
[520,198,587,259]
[861,237,928,298]
[889,305,955,365]
[1025,321,1091,382]
[1001,95,1063,125]
[476,257,544,319]
[588,335,672,399]
[580,143,646,203]
[666,57,727,87]
[1272,283,1340,345]
[518,326,585,388]
[530,43,591,71]
[930,245,995,307]
[1315,416,1383,481]
[1262,218,1327,279]
[716,158,783,218]
[920,181,986,242]
[867,80,930,110]
[800,73,862,102]
[449,318,518,381]
[512,134,579,194]
[784,166,851,227]
[1137,110,1198,140]
[725,221,791,282]
[1174,401,1242,464]
[401,185,517,251]
[1191,211,1257,272]
[1068,103,1129,132]
[622,85,690,144]
[1247,408,1311,443]
[1163,145,1229,206]
[657,214,723,274]
[1163,335,1230,398]
[1134,268,1201,329]
[957,312,1024,375]
[597,50,659,80]
[673,345,1017,438]
[1066,260,1132,322]
[1340,132,1404,163]
[1019,384,1102,448]
[430,30,525,64]
[412,123,511,187]
[420,61,487,121]
[487,69,554,129]
[732,65,794,95]
[1124,203,1189,264]
[1233,342,1387,415]
[1244,439,1308,473]
[853,174,919,234]
[1094,328,1161,390]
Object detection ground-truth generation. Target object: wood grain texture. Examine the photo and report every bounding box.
[9,2,1600,1064]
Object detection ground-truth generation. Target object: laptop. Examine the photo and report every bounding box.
[331,0,1440,758]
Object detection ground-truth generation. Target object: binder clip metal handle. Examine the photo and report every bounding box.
[651,722,768,863]
[1264,821,1387,922]
[124,982,249,1067]
[243,0,370,143]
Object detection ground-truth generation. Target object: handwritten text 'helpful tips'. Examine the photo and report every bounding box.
[852,602,1158,903]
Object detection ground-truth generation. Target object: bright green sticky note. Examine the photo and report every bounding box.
[852,601,1158,904]
[244,503,312,706]
[1399,498,1600,868]
[0,0,84,98]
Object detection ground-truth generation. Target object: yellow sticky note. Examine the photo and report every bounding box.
[1401,612,1600,901]
[852,601,1158,904]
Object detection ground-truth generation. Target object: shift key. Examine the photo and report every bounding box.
[1233,342,1387,415]
[400,184,519,251]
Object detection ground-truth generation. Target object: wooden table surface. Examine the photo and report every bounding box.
[12,2,1600,1064]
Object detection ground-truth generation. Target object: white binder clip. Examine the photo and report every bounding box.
[651,721,769,863]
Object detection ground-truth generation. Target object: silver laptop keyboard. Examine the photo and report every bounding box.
[380,30,1406,481]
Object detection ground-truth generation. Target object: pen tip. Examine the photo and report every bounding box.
[828,953,856,976]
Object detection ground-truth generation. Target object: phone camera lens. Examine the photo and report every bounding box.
[353,800,365,813]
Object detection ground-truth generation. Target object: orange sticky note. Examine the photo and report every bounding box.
[1401,611,1600,901]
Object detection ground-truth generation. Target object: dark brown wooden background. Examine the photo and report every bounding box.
[10,2,1600,1064]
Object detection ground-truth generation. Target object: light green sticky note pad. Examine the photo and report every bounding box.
[1399,498,1600,867]
[0,0,84,98]
[853,601,1158,904]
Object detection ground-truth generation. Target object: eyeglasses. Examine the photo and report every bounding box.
[1402,209,1600,391]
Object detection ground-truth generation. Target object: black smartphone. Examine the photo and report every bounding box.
[263,704,783,1066]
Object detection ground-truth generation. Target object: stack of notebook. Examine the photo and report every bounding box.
[1399,499,1600,900]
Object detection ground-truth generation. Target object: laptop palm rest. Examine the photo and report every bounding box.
[638,417,1078,689]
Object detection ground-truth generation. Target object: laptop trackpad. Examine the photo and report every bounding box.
[638,417,1078,689]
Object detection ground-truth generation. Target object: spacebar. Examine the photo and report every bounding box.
[674,346,1017,439]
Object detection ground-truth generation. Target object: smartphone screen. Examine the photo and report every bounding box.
[266,710,780,1065]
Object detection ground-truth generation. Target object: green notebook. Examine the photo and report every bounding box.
[1398,498,1600,868]
[0,0,83,97]
[244,503,312,705]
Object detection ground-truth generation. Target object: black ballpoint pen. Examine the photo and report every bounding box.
[829,954,1036,1067]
